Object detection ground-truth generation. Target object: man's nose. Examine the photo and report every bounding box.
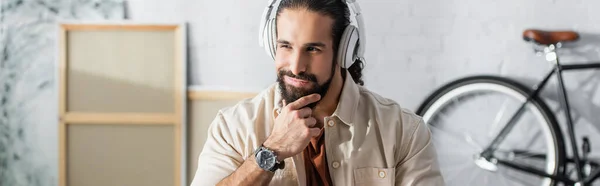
[288,51,306,75]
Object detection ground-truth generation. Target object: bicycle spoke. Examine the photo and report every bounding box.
[446,163,476,183]
[432,108,490,149]
[481,168,538,186]
[444,162,473,177]
[446,162,473,172]
[434,147,472,160]
[497,169,538,186]
[496,172,513,186]
[490,98,511,138]
[465,133,485,150]
[484,171,490,185]
[430,125,481,150]
[524,129,543,149]
[467,167,484,184]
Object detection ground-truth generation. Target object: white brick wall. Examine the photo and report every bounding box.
[128,0,600,184]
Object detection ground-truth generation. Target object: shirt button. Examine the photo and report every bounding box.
[327,120,335,127]
[378,170,386,178]
[332,161,340,168]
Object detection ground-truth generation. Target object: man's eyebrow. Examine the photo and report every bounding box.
[276,40,291,45]
[304,42,326,48]
[276,40,326,48]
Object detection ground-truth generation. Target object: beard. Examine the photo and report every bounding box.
[277,69,333,109]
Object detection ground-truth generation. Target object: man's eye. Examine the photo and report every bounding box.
[279,44,290,48]
[307,47,320,52]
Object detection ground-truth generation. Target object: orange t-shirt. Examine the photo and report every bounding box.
[303,129,333,186]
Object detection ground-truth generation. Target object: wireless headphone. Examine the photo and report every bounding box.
[259,0,366,69]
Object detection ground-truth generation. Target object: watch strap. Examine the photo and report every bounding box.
[269,157,285,172]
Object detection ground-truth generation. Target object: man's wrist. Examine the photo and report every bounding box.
[254,144,286,173]
[262,141,284,162]
[247,155,276,177]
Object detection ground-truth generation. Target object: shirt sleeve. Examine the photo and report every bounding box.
[395,117,445,186]
[190,111,245,186]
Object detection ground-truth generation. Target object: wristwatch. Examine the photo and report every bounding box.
[254,145,285,172]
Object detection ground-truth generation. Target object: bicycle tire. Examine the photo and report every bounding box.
[416,75,566,186]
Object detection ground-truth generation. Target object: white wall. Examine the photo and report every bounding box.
[127,0,274,92]
[127,0,600,106]
[127,0,600,183]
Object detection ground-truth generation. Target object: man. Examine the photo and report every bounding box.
[190,0,444,185]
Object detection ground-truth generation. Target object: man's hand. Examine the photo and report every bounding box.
[263,94,322,161]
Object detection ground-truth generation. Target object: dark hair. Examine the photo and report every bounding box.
[275,0,365,85]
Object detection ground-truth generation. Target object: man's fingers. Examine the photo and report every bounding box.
[309,128,321,137]
[304,117,317,127]
[287,94,321,110]
[297,107,312,118]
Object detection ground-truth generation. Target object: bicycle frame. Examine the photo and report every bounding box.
[479,45,600,185]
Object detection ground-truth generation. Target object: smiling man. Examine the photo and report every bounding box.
[190,0,444,185]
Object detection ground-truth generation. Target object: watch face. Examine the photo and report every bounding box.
[257,150,276,169]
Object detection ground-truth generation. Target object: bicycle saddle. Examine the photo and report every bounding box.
[523,29,579,45]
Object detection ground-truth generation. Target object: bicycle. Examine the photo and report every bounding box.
[416,29,600,186]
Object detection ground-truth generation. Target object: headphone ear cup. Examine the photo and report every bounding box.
[337,25,359,69]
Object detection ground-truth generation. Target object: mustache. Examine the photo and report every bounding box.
[278,70,318,83]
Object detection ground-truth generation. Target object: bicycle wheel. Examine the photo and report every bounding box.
[416,76,565,186]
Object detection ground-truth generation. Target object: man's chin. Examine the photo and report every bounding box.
[285,87,309,95]
[284,89,313,101]
[282,88,318,105]
[278,80,322,108]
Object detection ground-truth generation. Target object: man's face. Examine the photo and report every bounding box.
[275,8,336,108]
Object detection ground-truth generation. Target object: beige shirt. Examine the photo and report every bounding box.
[191,70,444,186]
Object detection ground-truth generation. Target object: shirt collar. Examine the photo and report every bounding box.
[272,70,360,126]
